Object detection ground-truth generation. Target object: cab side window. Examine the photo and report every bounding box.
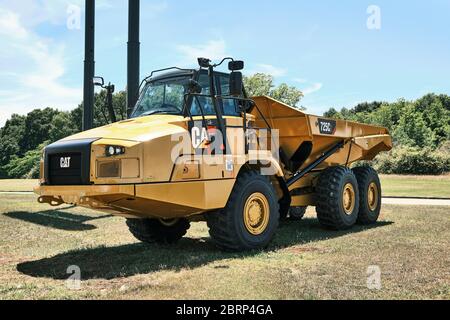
[189,73,240,117]
[218,74,240,116]
[190,74,215,116]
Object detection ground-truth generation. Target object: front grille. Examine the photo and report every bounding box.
[48,153,82,185]
[43,138,98,186]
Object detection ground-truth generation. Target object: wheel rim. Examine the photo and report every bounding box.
[159,218,179,227]
[342,183,356,215]
[367,182,379,211]
[243,193,270,235]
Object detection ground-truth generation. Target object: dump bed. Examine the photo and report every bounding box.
[251,96,392,172]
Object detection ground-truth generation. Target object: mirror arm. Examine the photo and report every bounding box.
[212,57,234,68]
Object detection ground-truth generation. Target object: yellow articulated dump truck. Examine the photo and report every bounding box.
[35,58,392,251]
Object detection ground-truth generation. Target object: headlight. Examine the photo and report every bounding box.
[105,145,125,157]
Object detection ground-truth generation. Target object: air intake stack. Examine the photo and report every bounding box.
[127,0,140,118]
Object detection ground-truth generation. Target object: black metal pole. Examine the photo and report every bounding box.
[83,0,95,131]
[127,0,140,118]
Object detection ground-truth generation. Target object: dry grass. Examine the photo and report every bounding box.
[0,193,448,300]
[0,180,38,192]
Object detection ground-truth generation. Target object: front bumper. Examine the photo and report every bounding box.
[34,179,235,219]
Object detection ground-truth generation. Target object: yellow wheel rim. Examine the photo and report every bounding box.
[243,193,270,236]
[159,218,179,227]
[342,183,356,215]
[368,182,379,211]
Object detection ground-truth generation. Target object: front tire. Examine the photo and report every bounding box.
[207,171,280,251]
[316,166,360,230]
[126,218,190,244]
[353,167,382,225]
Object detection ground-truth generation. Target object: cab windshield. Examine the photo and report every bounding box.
[131,76,190,118]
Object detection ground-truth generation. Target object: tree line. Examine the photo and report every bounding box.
[324,93,450,174]
[0,73,448,178]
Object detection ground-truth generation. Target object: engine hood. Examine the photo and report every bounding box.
[62,115,187,142]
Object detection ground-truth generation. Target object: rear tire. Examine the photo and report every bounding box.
[316,166,360,230]
[353,167,382,225]
[207,171,280,251]
[126,218,190,244]
[289,206,307,221]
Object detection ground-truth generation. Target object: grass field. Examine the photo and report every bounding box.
[1,175,449,198]
[0,180,39,192]
[0,193,448,300]
[380,175,450,198]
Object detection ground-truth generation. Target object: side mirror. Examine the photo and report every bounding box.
[187,79,202,94]
[198,57,211,68]
[228,60,244,71]
[93,76,104,87]
[229,72,243,96]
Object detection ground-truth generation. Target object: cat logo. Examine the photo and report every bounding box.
[60,157,71,169]
[191,127,210,149]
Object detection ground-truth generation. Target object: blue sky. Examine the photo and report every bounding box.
[1,0,449,126]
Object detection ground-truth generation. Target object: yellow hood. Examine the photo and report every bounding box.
[62,115,187,142]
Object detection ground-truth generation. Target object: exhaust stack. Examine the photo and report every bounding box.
[82,0,95,131]
[127,0,140,118]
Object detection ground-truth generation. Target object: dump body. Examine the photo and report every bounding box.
[251,96,392,176]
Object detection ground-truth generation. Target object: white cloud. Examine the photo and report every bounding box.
[0,9,28,39]
[176,39,229,65]
[293,78,307,84]
[251,64,287,77]
[302,83,323,95]
[0,6,81,126]
[293,78,323,95]
[246,63,287,77]
[0,0,115,28]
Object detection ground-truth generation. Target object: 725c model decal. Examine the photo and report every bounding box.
[318,119,337,135]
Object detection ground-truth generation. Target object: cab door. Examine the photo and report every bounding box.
[187,72,243,179]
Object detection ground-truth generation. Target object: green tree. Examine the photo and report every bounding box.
[3,143,45,179]
[243,73,305,109]
[413,95,450,146]
[72,89,127,129]
[392,104,434,148]
[0,114,26,177]
[49,112,79,142]
[19,108,59,152]
[353,101,383,114]
[323,108,343,119]
[244,73,273,97]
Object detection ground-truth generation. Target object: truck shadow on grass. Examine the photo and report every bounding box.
[16,218,393,281]
[4,210,113,231]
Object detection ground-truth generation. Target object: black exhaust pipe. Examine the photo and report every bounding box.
[127,0,140,118]
[83,0,95,131]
